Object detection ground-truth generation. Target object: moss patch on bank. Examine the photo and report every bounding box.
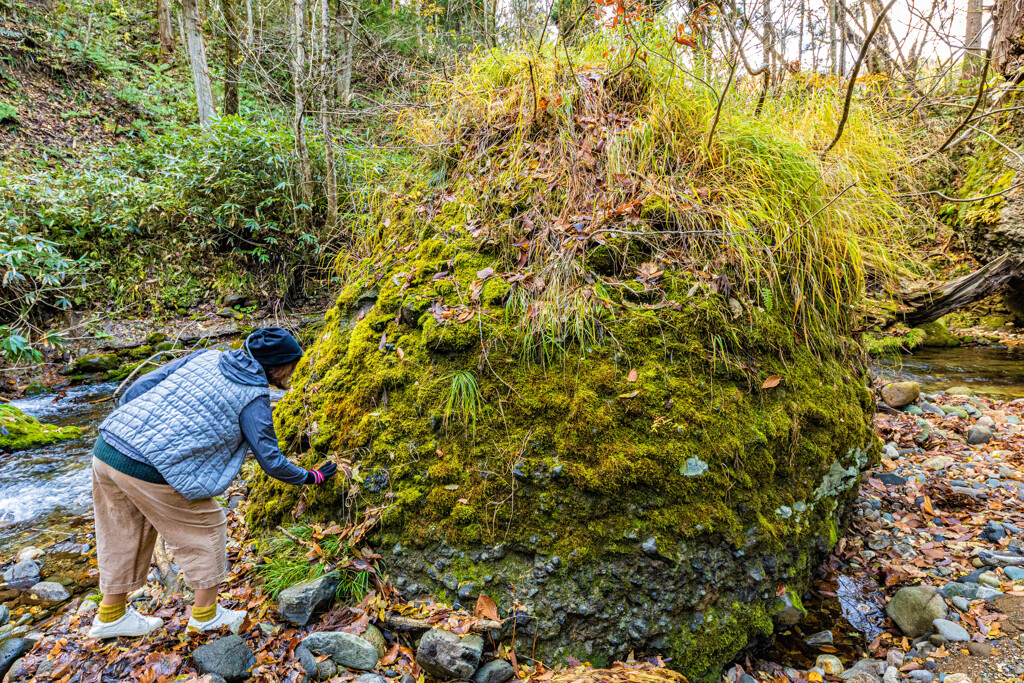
[0,404,82,450]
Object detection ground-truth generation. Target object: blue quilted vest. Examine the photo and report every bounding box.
[99,351,269,500]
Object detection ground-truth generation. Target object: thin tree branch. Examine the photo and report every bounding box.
[822,0,898,156]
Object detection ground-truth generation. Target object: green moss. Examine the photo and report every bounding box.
[248,233,875,568]
[129,345,154,359]
[72,353,120,373]
[22,382,47,396]
[864,327,927,356]
[916,320,959,348]
[669,603,774,682]
[0,404,82,450]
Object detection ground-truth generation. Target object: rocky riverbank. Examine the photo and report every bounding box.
[5,377,1024,683]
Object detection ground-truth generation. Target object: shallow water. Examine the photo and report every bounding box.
[0,383,117,553]
[878,345,1024,399]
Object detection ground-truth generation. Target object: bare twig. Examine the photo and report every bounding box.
[706,58,738,148]
[916,42,994,162]
[822,0,899,156]
[894,180,1024,203]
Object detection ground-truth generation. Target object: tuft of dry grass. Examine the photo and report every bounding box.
[358,26,925,353]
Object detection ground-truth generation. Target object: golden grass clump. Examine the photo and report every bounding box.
[385,26,918,352]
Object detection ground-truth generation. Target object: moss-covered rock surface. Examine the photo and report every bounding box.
[245,38,903,681]
[0,404,82,450]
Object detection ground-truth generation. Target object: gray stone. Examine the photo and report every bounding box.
[0,638,33,680]
[951,596,971,612]
[0,604,8,627]
[882,382,920,408]
[840,660,885,680]
[296,644,325,681]
[886,586,948,637]
[886,650,904,668]
[302,631,379,671]
[357,675,388,683]
[27,581,70,603]
[474,660,515,683]
[843,673,880,683]
[277,573,341,626]
[682,456,708,477]
[805,630,834,646]
[772,590,806,627]
[908,671,933,683]
[967,641,992,657]
[976,586,1004,600]
[1005,566,1024,581]
[968,425,994,445]
[192,635,256,683]
[2,560,40,590]
[883,667,899,683]
[939,582,978,600]
[932,618,969,642]
[360,623,387,658]
[416,628,484,679]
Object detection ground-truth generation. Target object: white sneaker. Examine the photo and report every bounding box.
[187,604,247,634]
[87,606,164,639]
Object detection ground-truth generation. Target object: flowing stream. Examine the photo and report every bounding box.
[0,382,118,554]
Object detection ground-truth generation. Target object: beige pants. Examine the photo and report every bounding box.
[92,457,228,593]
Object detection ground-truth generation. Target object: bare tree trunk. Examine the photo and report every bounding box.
[292,0,314,214]
[839,0,847,74]
[319,0,338,229]
[893,254,1024,327]
[798,0,804,69]
[336,0,356,105]
[157,0,175,54]
[963,0,984,77]
[244,0,254,45]
[829,0,838,74]
[993,0,1024,78]
[222,0,240,116]
[182,0,215,127]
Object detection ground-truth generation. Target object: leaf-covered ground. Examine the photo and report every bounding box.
[8,382,1024,683]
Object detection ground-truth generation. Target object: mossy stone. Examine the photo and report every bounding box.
[246,238,877,682]
[72,353,120,373]
[915,321,959,348]
[0,404,82,450]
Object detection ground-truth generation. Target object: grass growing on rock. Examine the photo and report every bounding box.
[246,26,910,680]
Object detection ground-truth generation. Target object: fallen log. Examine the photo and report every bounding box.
[894,252,1024,327]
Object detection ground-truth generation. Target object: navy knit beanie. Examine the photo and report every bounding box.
[246,328,303,367]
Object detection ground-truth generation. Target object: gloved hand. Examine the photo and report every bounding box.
[304,462,338,485]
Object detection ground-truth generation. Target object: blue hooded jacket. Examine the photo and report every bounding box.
[98,338,308,493]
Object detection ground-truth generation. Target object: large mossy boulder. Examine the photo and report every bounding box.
[0,404,82,450]
[248,250,876,679]
[247,38,896,682]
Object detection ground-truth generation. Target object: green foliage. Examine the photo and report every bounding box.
[0,102,17,124]
[0,117,385,311]
[254,524,372,602]
[443,370,482,430]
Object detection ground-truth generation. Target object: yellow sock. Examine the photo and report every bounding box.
[98,601,126,623]
[192,604,217,623]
